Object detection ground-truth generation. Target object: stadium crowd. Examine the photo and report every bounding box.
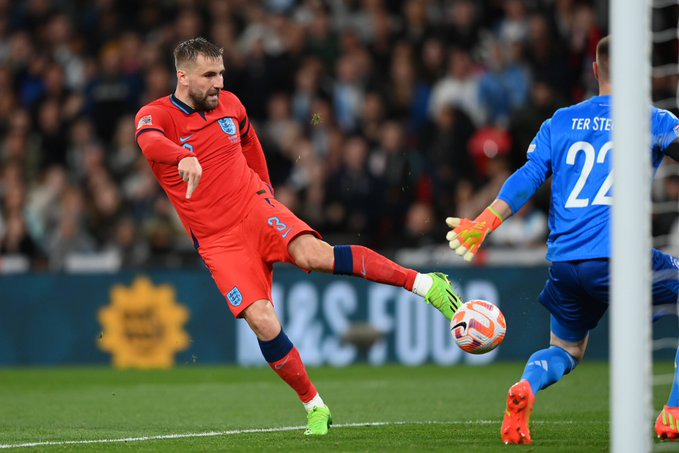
[0,0,676,271]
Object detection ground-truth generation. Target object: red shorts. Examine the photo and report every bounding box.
[198,191,320,317]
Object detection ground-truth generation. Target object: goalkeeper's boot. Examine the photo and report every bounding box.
[502,380,535,445]
[304,405,332,436]
[424,273,462,321]
[656,405,679,440]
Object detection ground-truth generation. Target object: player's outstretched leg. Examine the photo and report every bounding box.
[423,272,462,321]
[289,237,463,321]
[656,347,679,440]
[332,245,463,320]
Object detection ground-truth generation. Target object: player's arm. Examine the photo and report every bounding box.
[446,120,553,261]
[236,99,272,187]
[135,108,202,199]
[137,131,202,199]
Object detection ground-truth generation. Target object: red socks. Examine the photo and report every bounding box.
[268,347,318,403]
[333,245,417,291]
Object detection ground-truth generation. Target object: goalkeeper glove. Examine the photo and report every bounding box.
[446,206,504,262]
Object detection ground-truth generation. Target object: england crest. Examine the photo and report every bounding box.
[227,287,243,307]
[218,117,237,136]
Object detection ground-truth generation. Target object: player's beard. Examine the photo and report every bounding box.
[189,87,220,111]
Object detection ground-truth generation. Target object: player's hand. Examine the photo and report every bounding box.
[445,207,504,262]
[445,217,491,261]
[178,156,202,199]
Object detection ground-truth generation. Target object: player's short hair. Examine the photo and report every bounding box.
[174,37,223,70]
[596,36,609,81]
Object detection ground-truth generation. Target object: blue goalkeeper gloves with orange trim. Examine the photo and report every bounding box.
[446,207,504,262]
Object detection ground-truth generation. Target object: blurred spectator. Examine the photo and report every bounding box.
[333,52,366,132]
[457,155,512,219]
[0,211,39,258]
[422,105,476,215]
[429,48,485,126]
[85,43,139,142]
[384,41,431,133]
[325,135,383,242]
[45,187,95,270]
[369,120,422,238]
[25,164,67,246]
[509,81,564,169]
[113,217,148,268]
[525,13,572,99]
[401,201,438,248]
[497,0,529,44]
[478,39,530,127]
[442,0,481,51]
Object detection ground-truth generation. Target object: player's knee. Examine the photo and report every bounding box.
[242,300,281,340]
[289,236,333,271]
[550,338,586,362]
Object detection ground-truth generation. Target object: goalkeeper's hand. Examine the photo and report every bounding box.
[445,207,504,262]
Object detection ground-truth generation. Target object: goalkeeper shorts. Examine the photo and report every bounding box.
[539,249,679,341]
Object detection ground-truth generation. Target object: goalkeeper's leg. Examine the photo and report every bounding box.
[651,249,679,440]
[288,235,462,320]
[656,347,679,440]
[502,321,584,445]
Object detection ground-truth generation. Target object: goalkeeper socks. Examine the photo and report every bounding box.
[259,330,318,404]
[521,346,578,394]
[667,347,679,406]
[333,245,418,291]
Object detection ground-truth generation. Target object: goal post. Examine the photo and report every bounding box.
[610,0,652,451]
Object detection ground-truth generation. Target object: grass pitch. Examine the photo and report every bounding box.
[0,362,674,451]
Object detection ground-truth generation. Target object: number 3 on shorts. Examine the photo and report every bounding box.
[267,216,294,239]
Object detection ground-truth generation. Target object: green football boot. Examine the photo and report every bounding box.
[304,405,332,436]
[424,273,463,321]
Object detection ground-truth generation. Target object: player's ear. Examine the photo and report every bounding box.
[592,61,599,82]
[177,69,189,87]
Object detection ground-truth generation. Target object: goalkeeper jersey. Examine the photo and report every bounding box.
[498,95,679,262]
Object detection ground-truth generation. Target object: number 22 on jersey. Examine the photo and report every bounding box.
[564,140,613,208]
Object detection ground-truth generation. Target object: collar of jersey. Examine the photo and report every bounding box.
[170,93,197,115]
[589,94,610,105]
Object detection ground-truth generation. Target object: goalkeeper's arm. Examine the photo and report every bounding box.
[446,200,511,261]
[446,158,549,261]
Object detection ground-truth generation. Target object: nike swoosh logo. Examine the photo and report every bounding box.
[179,135,193,143]
[274,356,289,370]
[451,321,467,332]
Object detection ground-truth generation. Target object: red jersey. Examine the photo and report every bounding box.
[134,91,271,245]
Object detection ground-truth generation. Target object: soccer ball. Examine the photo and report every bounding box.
[450,300,506,354]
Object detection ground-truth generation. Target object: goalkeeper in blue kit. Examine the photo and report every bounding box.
[446,36,679,444]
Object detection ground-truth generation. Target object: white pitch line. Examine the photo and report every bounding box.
[654,373,676,386]
[0,420,598,450]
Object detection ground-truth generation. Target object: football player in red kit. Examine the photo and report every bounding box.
[135,37,462,435]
